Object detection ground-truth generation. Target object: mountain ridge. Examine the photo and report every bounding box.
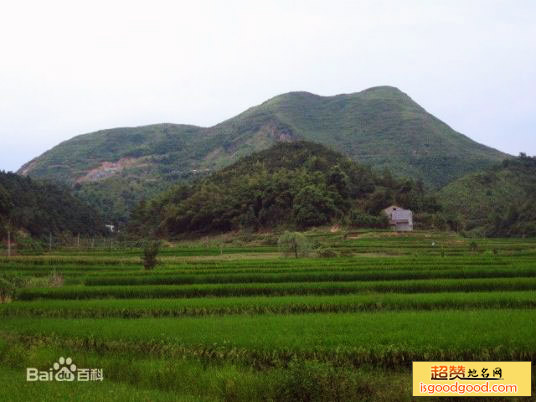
[18,86,509,222]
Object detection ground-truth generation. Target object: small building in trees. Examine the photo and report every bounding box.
[382,205,413,232]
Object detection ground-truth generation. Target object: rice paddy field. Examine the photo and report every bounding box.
[1,231,535,401]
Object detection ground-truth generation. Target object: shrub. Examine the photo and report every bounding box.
[143,240,161,270]
[237,232,255,243]
[18,270,65,289]
[16,236,44,255]
[275,360,366,402]
[24,277,49,288]
[0,276,15,302]
[339,249,354,257]
[316,248,338,258]
[260,235,279,246]
[348,210,388,228]
[278,232,310,258]
[0,274,25,302]
[48,270,64,287]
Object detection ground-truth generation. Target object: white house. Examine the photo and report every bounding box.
[382,205,414,232]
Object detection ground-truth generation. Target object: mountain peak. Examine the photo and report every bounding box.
[361,85,404,93]
[19,87,508,222]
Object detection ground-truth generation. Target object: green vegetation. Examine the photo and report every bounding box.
[3,310,536,365]
[0,171,105,239]
[142,240,161,270]
[2,80,533,401]
[440,154,536,236]
[278,231,310,258]
[0,231,535,400]
[2,291,536,318]
[16,277,536,300]
[19,87,507,222]
[0,274,25,302]
[0,346,409,402]
[128,142,443,235]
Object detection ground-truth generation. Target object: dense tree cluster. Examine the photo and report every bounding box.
[0,171,106,238]
[128,142,442,236]
[486,155,536,237]
[440,154,536,237]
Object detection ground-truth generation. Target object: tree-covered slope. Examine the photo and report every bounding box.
[128,142,442,236]
[439,154,536,236]
[0,172,106,238]
[19,87,507,222]
[212,87,507,186]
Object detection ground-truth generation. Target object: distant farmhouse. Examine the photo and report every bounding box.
[383,205,413,232]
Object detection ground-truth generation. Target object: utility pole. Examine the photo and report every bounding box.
[77,233,80,248]
[7,229,11,258]
[49,232,52,252]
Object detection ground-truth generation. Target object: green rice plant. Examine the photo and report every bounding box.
[2,291,536,318]
[83,266,536,286]
[15,277,536,300]
[2,310,535,367]
[0,341,413,402]
[2,234,536,402]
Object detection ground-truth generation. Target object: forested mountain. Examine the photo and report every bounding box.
[0,172,106,238]
[18,86,507,222]
[128,142,442,236]
[439,154,536,237]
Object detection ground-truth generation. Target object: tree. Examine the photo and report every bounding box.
[327,165,349,197]
[293,185,336,228]
[278,231,310,258]
[469,241,479,253]
[348,209,389,228]
[142,240,161,270]
[239,206,258,230]
[0,184,12,215]
[0,172,105,237]
[366,190,393,215]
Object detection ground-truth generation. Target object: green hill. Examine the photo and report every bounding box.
[128,142,442,236]
[439,154,536,236]
[0,172,106,239]
[19,86,507,222]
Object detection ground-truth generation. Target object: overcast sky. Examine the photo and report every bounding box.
[1,0,535,172]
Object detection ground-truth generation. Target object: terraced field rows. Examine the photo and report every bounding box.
[1,235,535,401]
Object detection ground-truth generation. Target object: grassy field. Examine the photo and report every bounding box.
[1,231,535,401]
